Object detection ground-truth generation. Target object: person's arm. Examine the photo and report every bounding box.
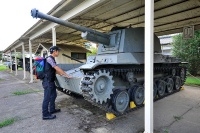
[47,56,72,78]
[54,66,72,78]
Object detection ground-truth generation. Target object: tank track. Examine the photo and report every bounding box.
[81,64,187,116]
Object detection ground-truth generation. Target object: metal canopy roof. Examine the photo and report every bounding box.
[4,0,200,53]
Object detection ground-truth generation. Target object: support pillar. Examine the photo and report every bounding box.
[10,50,13,73]
[29,40,33,83]
[22,43,26,79]
[52,27,56,46]
[52,27,57,62]
[14,49,18,75]
[144,0,154,133]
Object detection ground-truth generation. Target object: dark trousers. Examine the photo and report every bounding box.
[42,81,57,117]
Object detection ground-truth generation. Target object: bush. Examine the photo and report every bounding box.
[172,31,200,76]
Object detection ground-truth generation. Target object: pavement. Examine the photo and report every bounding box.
[0,69,200,133]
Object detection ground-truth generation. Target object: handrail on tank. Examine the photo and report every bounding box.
[31,9,110,45]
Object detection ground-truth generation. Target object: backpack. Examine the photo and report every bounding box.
[33,57,46,79]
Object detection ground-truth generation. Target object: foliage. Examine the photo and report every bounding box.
[87,46,97,57]
[12,52,22,59]
[185,76,200,86]
[0,118,16,128]
[0,65,8,71]
[164,128,169,133]
[0,51,2,60]
[172,30,200,75]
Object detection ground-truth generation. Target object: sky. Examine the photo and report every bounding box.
[0,0,62,51]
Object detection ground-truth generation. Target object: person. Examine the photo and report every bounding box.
[42,46,71,120]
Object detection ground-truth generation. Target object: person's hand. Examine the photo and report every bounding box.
[65,75,72,78]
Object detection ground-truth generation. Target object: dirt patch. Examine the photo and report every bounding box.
[56,95,108,132]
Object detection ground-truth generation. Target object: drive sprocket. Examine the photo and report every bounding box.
[88,70,114,104]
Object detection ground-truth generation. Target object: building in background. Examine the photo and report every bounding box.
[35,43,90,64]
[159,35,173,55]
[158,34,179,56]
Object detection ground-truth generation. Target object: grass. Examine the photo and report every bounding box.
[0,64,23,71]
[173,115,182,121]
[164,128,169,133]
[0,78,5,81]
[0,65,8,71]
[18,68,23,70]
[0,118,16,128]
[185,76,200,86]
[12,90,41,96]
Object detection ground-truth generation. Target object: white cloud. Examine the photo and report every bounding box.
[0,0,61,51]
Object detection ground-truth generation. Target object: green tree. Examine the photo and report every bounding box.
[87,46,97,57]
[0,51,2,60]
[172,30,200,75]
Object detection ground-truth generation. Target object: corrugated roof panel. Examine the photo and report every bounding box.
[32,0,200,47]
[80,0,128,18]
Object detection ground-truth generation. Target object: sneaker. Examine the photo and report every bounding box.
[50,109,61,114]
[43,114,56,120]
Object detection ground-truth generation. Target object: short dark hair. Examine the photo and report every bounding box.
[49,46,61,54]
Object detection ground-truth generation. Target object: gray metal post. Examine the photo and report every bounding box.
[144,0,154,133]
[22,43,26,79]
[10,50,12,73]
[52,27,56,46]
[14,49,18,75]
[52,27,57,61]
[29,40,33,83]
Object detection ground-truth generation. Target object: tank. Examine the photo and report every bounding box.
[31,9,187,115]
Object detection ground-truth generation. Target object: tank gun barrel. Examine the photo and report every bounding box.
[31,9,110,45]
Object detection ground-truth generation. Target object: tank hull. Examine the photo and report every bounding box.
[56,68,83,95]
[56,61,187,115]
